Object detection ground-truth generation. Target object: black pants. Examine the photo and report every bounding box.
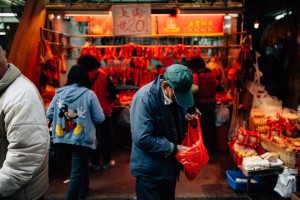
[91,116,113,165]
[136,176,176,200]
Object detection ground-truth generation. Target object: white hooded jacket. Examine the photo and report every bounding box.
[0,64,50,200]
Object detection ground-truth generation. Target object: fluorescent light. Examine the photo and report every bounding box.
[275,13,285,20]
[0,13,17,17]
[224,15,231,20]
[229,13,238,18]
[0,32,6,35]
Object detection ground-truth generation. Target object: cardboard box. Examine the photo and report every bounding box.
[260,137,298,169]
[292,192,300,200]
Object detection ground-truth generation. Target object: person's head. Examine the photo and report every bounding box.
[187,56,206,72]
[66,64,90,88]
[162,64,194,107]
[0,46,8,79]
[77,54,100,71]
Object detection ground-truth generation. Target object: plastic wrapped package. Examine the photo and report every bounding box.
[215,104,230,127]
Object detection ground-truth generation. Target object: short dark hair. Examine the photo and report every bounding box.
[66,64,90,88]
[77,54,100,71]
[187,56,206,72]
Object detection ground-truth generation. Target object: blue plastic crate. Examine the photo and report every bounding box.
[226,170,264,192]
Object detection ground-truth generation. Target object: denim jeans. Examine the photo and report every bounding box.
[66,145,90,200]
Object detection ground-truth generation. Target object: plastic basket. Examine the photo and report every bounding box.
[226,170,264,192]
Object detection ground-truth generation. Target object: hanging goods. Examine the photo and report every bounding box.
[175,118,209,181]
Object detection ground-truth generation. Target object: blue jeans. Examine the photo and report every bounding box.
[66,145,90,200]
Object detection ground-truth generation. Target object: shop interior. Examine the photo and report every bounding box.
[38,2,242,150]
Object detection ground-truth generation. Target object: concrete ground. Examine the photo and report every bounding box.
[44,142,290,200]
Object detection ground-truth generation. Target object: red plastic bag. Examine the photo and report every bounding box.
[175,117,209,181]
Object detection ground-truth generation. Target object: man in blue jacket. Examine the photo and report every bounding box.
[130,64,201,200]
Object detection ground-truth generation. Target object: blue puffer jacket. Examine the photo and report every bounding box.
[130,75,187,180]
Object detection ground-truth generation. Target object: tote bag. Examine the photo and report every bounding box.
[175,117,209,181]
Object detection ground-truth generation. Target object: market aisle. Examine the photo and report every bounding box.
[44,146,286,200]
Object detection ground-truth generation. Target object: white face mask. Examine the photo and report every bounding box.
[163,90,173,105]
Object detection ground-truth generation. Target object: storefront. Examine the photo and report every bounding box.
[32,1,243,148]
[8,1,300,195]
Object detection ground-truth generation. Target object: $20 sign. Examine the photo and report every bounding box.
[112,4,151,36]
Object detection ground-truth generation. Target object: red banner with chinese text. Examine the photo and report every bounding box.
[151,14,224,36]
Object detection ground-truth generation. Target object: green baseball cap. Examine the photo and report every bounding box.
[164,64,194,107]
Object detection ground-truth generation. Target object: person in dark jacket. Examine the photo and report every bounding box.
[187,56,217,153]
[130,64,201,200]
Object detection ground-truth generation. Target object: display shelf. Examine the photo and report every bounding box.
[238,165,285,177]
[66,44,233,49]
[260,136,299,169]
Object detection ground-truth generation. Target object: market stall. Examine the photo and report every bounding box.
[222,23,300,196]
[35,2,244,142]
[6,1,300,198]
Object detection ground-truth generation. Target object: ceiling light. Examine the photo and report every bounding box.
[275,13,286,20]
[224,15,231,19]
[253,20,259,29]
[0,13,17,17]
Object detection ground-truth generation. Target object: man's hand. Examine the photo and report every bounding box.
[185,108,201,127]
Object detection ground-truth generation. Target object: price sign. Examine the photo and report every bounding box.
[112,4,151,36]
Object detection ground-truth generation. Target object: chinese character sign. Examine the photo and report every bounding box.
[112,4,151,36]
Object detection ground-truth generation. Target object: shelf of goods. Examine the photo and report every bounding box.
[228,127,261,166]
[247,107,300,173]
[260,136,299,170]
[113,85,139,107]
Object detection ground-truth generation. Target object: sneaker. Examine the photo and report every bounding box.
[102,160,115,170]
